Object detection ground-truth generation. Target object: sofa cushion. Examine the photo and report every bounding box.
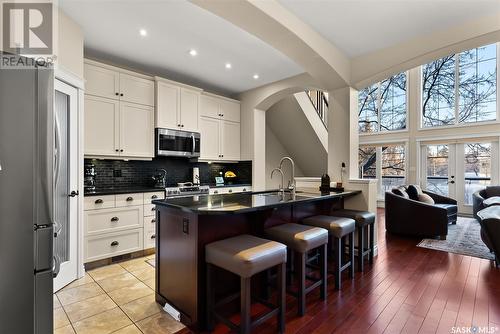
[393,187,409,199]
[407,184,423,201]
[434,203,458,216]
[418,193,435,204]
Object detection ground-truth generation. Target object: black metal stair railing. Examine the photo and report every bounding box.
[305,90,328,128]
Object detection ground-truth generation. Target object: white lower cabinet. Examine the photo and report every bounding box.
[84,191,164,263]
[85,229,144,263]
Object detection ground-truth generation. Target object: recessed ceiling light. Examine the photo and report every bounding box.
[189,49,198,56]
[253,74,259,80]
[139,29,147,37]
[225,63,232,69]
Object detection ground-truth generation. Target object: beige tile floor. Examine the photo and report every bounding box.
[54,254,187,334]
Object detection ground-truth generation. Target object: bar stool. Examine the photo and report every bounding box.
[333,209,376,272]
[264,223,328,316]
[302,216,355,290]
[205,234,287,334]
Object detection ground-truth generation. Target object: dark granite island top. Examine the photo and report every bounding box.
[152,189,361,214]
[153,189,361,331]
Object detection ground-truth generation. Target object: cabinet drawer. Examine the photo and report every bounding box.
[85,229,143,263]
[144,226,156,250]
[143,215,157,228]
[116,193,144,207]
[85,206,143,235]
[144,204,157,217]
[144,191,165,203]
[84,195,115,210]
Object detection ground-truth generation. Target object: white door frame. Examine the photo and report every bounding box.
[55,68,85,282]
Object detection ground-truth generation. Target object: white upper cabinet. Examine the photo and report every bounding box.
[155,77,201,132]
[84,60,155,159]
[199,116,220,160]
[200,95,220,119]
[220,100,240,123]
[221,121,241,161]
[119,102,154,158]
[84,63,120,100]
[84,95,120,156]
[119,73,154,106]
[200,94,241,123]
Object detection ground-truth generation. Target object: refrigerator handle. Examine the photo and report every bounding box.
[191,134,195,155]
[54,114,61,187]
[52,254,60,278]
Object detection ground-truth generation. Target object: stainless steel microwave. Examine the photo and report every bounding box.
[156,128,201,158]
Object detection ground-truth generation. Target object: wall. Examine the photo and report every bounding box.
[266,125,304,189]
[85,158,252,190]
[56,9,84,79]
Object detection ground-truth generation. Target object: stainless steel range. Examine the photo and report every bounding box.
[165,184,210,198]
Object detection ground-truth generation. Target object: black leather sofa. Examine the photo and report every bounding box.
[476,206,500,267]
[472,186,500,220]
[385,186,457,240]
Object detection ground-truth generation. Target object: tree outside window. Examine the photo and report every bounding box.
[358,72,407,133]
[422,43,497,127]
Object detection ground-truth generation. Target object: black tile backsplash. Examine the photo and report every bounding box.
[85,157,252,189]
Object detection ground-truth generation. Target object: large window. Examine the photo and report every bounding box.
[422,43,497,127]
[358,72,407,133]
[359,144,406,198]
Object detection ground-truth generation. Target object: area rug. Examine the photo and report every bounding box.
[417,217,495,261]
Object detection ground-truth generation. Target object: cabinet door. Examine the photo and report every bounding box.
[84,95,120,156]
[180,88,199,132]
[199,95,220,119]
[156,81,180,129]
[119,102,154,158]
[84,63,120,100]
[220,99,240,122]
[119,73,154,106]
[221,120,240,161]
[199,116,220,160]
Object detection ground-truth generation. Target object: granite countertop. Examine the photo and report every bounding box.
[152,189,361,214]
[206,183,252,188]
[84,186,165,196]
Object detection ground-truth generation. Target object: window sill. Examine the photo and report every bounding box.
[418,119,500,132]
[359,129,409,136]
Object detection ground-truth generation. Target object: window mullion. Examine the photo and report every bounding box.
[455,53,460,124]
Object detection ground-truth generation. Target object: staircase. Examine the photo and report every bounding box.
[305,90,328,128]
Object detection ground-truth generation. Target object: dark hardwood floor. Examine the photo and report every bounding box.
[183,209,500,334]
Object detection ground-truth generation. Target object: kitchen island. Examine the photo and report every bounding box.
[152,189,361,330]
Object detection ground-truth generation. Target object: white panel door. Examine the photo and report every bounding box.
[84,63,120,100]
[199,116,220,160]
[119,73,155,106]
[220,99,240,122]
[120,102,154,158]
[84,95,120,156]
[221,120,240,161]
[200,95,220,119]
[156,81,180,129]
[180,88,200,132]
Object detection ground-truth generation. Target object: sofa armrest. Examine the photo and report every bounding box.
[423,190,457,205]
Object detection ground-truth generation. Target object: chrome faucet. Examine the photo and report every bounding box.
[270,167,285,194]
[279,156,296,194]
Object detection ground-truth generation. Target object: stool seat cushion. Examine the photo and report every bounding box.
[332,209,375,227]
[264,223,328,253]
[205,234,286,278]
[302,215,355,238]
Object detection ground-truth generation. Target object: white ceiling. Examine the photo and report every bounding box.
[59,0,303,96]
[279,0,500,57]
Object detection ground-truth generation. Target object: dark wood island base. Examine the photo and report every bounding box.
[153,190,361,331]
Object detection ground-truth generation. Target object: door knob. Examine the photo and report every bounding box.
[69,190,79,197]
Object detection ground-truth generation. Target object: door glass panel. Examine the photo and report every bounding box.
[54,91,70,263]
[358,146,377,179]
[427,145,449,196]
[381,145,406,194]
[464,143,491,205]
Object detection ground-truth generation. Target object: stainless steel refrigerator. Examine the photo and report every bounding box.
[0,53,55,333]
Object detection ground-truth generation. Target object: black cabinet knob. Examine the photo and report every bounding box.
[115,149,119,152]
[181,124,184,127]
[151,195,158,199]
[178,124,181,127]
[151,235,156,239]
[69,190,79,197]
[228,189,232,193]
[110,241,119,246]
[120,93,124,96]
[120,149,124,152]
[151,219,156,223]
[95,199,103,204]
[115,92,119,96]
[151,207,156,211]
[111,217,119,222]
[126,197,133,201]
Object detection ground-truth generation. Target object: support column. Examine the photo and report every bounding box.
[328,87,359,183]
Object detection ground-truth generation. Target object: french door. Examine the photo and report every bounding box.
[53,80,79,291]
[421,140,499,215]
